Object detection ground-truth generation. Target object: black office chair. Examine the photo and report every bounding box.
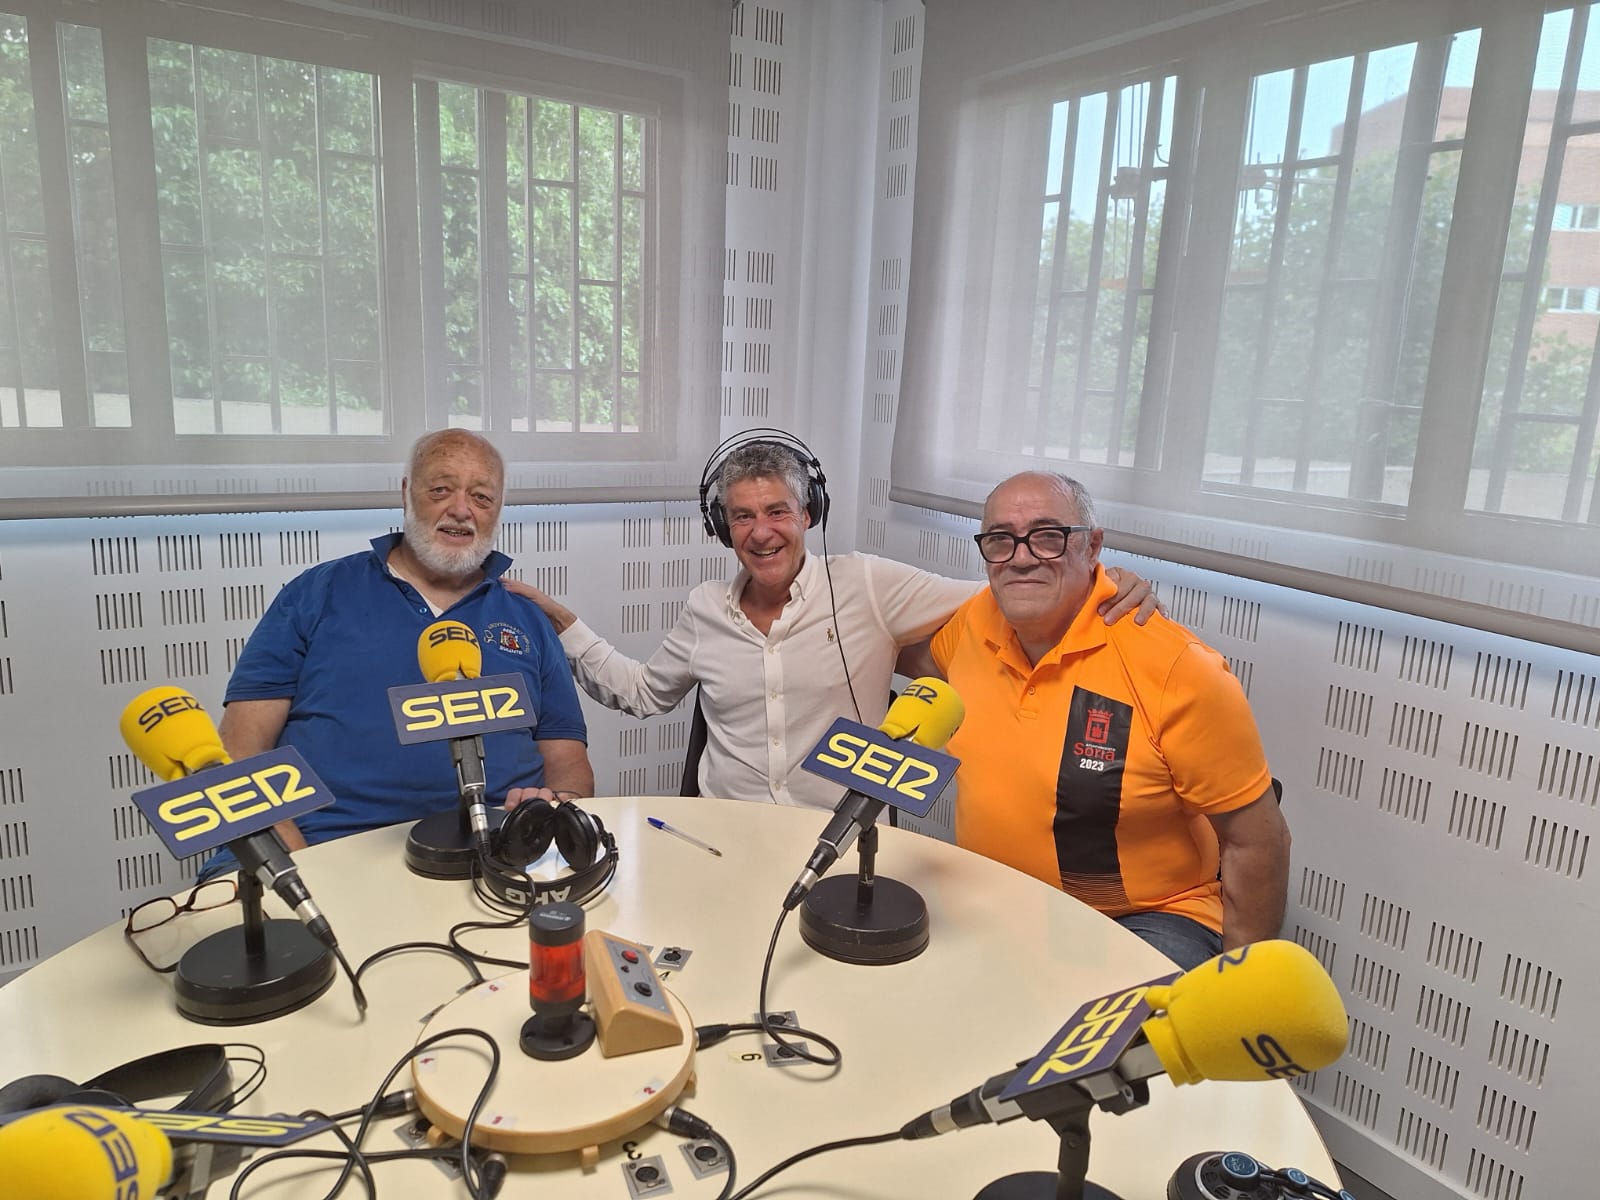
[679,688,709,796]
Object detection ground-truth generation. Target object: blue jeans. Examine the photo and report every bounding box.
[1115,911,1223,971]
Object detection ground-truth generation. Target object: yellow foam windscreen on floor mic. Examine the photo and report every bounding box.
[417,620,483,682]
[0,1105,172,1200]
[1139,939,1348,1086]
[118,686,230,781]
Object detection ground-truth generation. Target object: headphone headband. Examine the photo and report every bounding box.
[477,800,617,909]
[0,1044,236,1117]
[698,428,829,546]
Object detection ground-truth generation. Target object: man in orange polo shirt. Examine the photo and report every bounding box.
[925,472,1290,969]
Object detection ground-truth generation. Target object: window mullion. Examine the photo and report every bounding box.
[413,79,447,431]
[1030,97,1078,459]
[101,3,176,443]
[1238,65,1309,489]
[1407,8,1541,540]
[1483,11,1584,511]
[1351,35,1449,502]
[28,13,90,430]
[481,88,509,434]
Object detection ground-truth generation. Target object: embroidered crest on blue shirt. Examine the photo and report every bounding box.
[485,621,531,655]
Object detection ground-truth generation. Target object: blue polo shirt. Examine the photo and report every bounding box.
[223,534,588,847]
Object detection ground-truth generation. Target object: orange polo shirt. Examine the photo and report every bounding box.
[930,568,1272,933]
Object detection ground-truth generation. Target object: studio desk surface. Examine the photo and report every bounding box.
[0,796,1338,1198]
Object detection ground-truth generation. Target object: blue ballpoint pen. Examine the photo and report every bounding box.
[647,816,723,857]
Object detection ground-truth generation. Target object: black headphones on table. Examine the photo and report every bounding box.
[477,799,618,909]
[0,1043,238,1118]
[698,428,830,546]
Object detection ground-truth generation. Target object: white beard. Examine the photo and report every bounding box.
[403,503,497,579]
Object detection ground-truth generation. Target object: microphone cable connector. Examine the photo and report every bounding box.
[371,1088,417,1118]
[899,1069,1022,1139]
[652,1105,716,1141]
[473,1149,509,1199]
[693,1022,733,1049]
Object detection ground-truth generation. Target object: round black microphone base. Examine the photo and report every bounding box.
[405,807,508,880]
[798,875,928,964]
[974,1174,1124,1200]
[174,920,336,1025]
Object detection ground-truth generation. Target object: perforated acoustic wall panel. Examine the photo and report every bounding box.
[0,502,730,982]
[881,497,1597,1199]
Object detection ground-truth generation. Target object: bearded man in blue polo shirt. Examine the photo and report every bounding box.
[219,429,594,851]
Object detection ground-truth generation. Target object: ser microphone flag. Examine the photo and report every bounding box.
[901,939,1349,1138]
[784,679,965,911]
[387,619,538,746]
[119,687,339,951]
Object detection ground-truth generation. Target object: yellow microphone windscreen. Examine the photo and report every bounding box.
[417,620,482,682]
[880,677,965,748]
[1139,939,1348,1086]
[0,1105,172,1200]
[119,687,230,781]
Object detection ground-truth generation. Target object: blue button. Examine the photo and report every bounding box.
[1218,1152,1260,1184]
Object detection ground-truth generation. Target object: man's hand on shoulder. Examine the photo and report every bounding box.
[1101,566,1166,626]
[502,577,577,633]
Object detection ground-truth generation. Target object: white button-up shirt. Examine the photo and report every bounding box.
[559,553,979,808]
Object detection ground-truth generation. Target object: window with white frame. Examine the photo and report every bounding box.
[0,15,130,431]
[0,0,723,508]
[414,81,649,436]
[150,40,383,436]
[1544,285,1600,312]
[1552,200,1600,229]
[1015,75,1174,468]
[1476,6,1600,526]
[1205,32,1479,506]
[898,0,1599,629]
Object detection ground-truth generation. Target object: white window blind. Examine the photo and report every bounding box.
[895,0,1600,650]
[0,0,727,515]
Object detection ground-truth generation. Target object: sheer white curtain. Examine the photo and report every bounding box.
[895,0,1600,651]
[0,0,727,514]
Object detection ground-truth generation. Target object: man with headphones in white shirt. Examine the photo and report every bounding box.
[504,429,1157,809]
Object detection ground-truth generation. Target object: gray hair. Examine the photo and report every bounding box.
[717,440,811,513]
[985,471,1098,528]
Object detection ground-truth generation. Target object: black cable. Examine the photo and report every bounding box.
[356,940,487,987]
[221,1043,267,1110]
[225,1028,500,1200]
[754,909,842,1068]
[329,941,368,1014]
[816,509,863,724]
[725,1128,904,1200]
[448,904,528,970]
[653,1106,738,1200]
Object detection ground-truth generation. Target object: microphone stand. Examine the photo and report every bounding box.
[972,1080,1146,1200]
[404,733,507,880]
[173,869,335,1025]
[798,819,931,964]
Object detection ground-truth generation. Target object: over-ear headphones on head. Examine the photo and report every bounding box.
[477,799,618,909]
[0,1044,236,1118]
[699,428,829,547]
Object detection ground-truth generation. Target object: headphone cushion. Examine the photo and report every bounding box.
[552,805,600,869]
[499,802,557,867]
[0,1075,83,1115]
